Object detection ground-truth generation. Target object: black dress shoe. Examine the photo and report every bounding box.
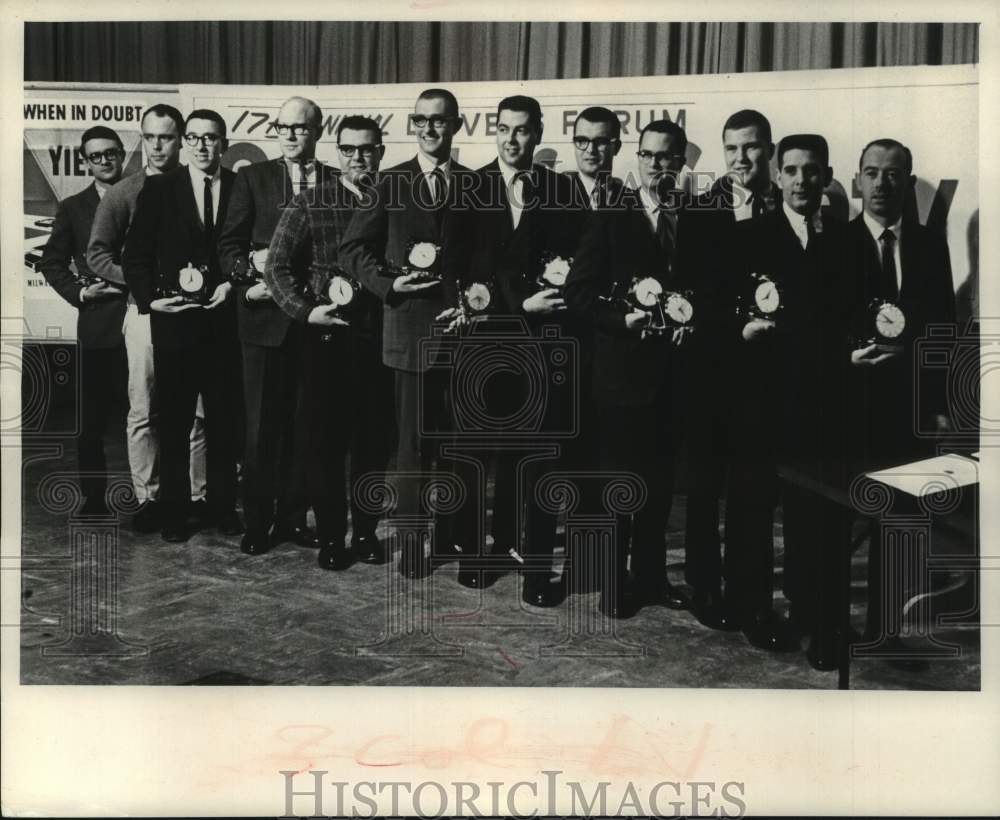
[457,566,483,588]
[807,636,839,671]
[132,500,161,533]
[273,523,320,549]
[691,588,740,631]
[352,533,386,564]
[598,589,636,620]
[638,580,690,611]
[161,520,189,543]
[742,609,801,652]
[215,509,245,536]
[240,531,271,556]
[187,499,210,530]
[318,540,352,571]
[522,576,566,608]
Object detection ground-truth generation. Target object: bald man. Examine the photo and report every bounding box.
[218,96,339,556]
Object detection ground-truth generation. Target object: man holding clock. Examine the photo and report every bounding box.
[123,109,241,544]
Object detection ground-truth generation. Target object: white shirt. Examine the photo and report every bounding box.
[188,164,221,228]
[639,185,677,238]
[782,201,823,249]
[94,180,110,200]
[499,160,529,229]
[416,152,451,201]
[577,173,601,210]
[286,159,318,191]
[732,179,753,222]
[863,210,903,293]
[341,176,362,201]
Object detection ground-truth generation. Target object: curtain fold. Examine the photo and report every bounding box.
[25,21,978,86]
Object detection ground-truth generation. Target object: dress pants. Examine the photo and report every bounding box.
[152,339,240,525]
[596,390,675,604]
[77,345,127,502]
[241,327,306,537]
[295,328,395,543]
[122,304,206,503]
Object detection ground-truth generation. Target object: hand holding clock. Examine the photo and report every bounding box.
[850,343,901,368]
[741,318,776,341]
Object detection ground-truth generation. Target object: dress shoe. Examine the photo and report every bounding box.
[598,588,636,620]
[807,635,840,671]
[485,549,526,586]
[742,609,800,652]
[457,565,484,589]
[187,499,210,530]
[272,522,320,549]
[522,576,566,608]
[691,588,740,631]
[161,520,189,543]
[352,533,386,564]
[215,509,245,536]
[131,500,161,533]
[79,497,109,517]
[240,531,271,556]
[317,540,352,571]
[637,580,690,611]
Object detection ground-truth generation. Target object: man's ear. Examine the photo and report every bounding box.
[823,166,834,187]
[611,139,622,157]
[221,138,230,155]
[766,142,775,159]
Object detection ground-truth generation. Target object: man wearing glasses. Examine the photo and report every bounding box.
[40,126,128,516]
[564,119,691,619]
[218,96,337,558]
[124,109,241,544]
[87,104,209,534]
[265,115,392,571]
[340,88,475,579]
[567,106,624,211]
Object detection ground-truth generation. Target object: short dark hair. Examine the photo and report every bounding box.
[141,103,185,135]
[185,109,227,139]
[858,138,913,175]
[417,88,459,118]
[336,115,383,144]
[722,109,772,145]
[497,95,543,133]
[776,134,829,167]
[638,119,687,155]
[80,126,122,154]
[574,106,621,141]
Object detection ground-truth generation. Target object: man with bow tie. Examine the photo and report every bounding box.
[565,119,692,619]
[218,96,338,556]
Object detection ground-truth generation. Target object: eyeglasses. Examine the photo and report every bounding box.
[411,115,453,130]
[636,149,685,165]
[572,136,618,151]
[338,144,381,158]
[274,123,315,138]
[183,133,222,147]
[86,148,123,164]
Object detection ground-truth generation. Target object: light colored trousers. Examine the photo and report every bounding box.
[122,304,206,502]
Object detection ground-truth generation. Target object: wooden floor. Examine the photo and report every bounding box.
[18,413,980,690]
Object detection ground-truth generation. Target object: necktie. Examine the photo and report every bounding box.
[750,193,764,219]
[880,228,899,299]
[509,172,527,230]
[591,179,605,210]
[656,209,675,265]
[804,214,816,250]
[430,168,447,208]
[296,163,310,194]
[203,176,214,239]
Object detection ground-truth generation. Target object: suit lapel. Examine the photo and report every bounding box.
[898,219,920,302]
[173,168,204,244]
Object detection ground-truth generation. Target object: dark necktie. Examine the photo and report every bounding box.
[656,209,675,262]
[880,228,899,299]
[203,176,214,239]
[750,192,764,219]
[592,178,606,210]
[430,167,447,208]
[296,163,311,194]
[805,214,817,251]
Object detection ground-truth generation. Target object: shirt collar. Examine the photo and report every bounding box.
[863,210,903,244]
[639,185,660,218]
[577,173,597,199]
[188,163,220,187]
[499,159,533,188]
[285,157,317,174]
[145,164,163,176]
[341,176,363,200]
[416,152,450,179]
[94,180,111,199]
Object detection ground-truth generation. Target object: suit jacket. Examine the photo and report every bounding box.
[463,160,586,318]
[845,213,956,464]
[564,187,678,407]
[266,175,381,339]
[339,155,472,372]
[218,158,339,347]
[122,166,236,349]
[39,182,127,350]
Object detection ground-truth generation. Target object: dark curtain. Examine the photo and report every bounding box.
[25,21,978,85]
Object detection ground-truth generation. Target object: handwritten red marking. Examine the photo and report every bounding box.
[496,646,519,669]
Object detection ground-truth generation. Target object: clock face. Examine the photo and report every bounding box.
[179,266,204,293]
[875,302,906,338]
[542,256,571,287]
[250,248,269,273]
[632,276,663,308]
[754,280,780,314]
[665,293,694,325]
[465,283,491,312]
[408,242,438,269]
[327,275,355,307]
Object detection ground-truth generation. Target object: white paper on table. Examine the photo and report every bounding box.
[865,453,980,497]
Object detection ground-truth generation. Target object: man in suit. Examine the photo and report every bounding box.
[123,109,242,543]
[340,88,474,578]
[564,119,692,618]
[674,109,794,650]
[454,95,586,603]
[567,106,625,210]
[738,134,855,669]
[218,96,337,556]
[846,138,957,643]
[87,103,208,533]
[39,126,128,516]
[266,115,393,570]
